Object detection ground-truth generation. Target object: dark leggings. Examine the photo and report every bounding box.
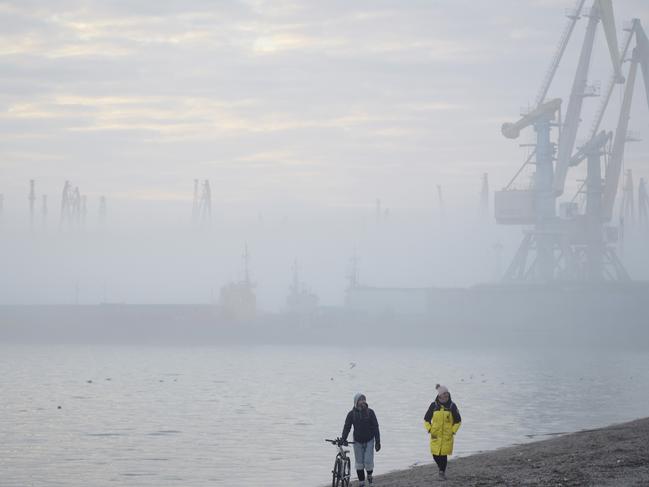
[356,469,373,481]
[433,455,447,472]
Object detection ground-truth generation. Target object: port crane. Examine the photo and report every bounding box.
[496,0,649,282]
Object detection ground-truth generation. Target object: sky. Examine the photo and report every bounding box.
[1,0,647,210]
[1,0,649,307]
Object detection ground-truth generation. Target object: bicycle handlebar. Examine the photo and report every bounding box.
[325,438,354,445]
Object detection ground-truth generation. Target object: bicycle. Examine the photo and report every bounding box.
[325,437,354,487]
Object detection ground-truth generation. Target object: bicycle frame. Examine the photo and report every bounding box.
[326,438,353,487]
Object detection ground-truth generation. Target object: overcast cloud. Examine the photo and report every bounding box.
[1,0,646,209]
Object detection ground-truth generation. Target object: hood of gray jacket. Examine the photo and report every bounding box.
[353,392,366,409]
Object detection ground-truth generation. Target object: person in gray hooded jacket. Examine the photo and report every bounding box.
[341,393,381,487]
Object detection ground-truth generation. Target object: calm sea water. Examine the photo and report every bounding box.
[1,344,648,486]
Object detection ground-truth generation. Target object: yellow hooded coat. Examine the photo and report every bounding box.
[423,396,461,456]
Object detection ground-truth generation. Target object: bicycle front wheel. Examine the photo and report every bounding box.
[332,456,341,487]
[342,457,351,487]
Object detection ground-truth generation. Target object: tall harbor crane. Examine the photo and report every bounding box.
[561,18,649,280]
[496,1,649,282]
[601,22,649,222]
[41,195,47,227]
[498,98,562,281]
[192,179,212,226]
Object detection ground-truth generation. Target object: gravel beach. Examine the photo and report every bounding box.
[341,417,649,487]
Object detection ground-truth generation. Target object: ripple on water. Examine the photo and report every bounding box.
[147,430,182,436]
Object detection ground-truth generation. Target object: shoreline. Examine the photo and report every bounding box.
[2,302,649,350]
[352,417,649,486]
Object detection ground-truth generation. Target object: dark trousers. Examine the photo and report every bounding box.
[433,455,447,472]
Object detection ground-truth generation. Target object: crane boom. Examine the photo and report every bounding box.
[597,0,623,80]
[602,48,639,221]
[553,0,621,196]
[636,22,649,113]
[587,22,636,141]
[569,130,611,167]
[535,0,587,106]
[601,22,649,221]
[501,98,561,139]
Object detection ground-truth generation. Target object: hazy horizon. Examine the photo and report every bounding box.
[2,0,649,308]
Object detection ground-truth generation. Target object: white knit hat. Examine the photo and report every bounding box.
[436,384,449,395]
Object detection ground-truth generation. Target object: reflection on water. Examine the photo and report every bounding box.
[1,344,648,486]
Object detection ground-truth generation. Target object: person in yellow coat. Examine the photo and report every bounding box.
[423,384,461,481]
